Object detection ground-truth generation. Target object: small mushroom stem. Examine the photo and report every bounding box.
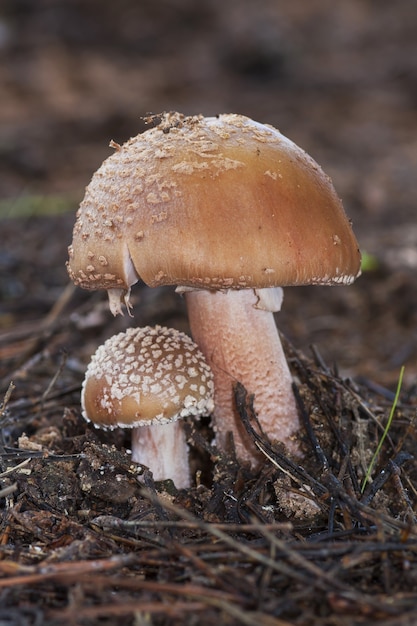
[131,421,190,488]
[185,288,300,466]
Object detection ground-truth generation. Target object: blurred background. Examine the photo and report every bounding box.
[1,0,416,388]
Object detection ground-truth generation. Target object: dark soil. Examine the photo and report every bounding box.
[1,1,417,624]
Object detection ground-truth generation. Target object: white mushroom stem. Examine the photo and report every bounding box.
[131,420,190,489]
[185,287,300,466]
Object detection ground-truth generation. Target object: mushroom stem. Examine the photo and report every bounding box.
[131,421,190,489]
[185,288,300,466]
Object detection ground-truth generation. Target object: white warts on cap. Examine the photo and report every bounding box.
[67,112,361,299]
[81,325,214,429]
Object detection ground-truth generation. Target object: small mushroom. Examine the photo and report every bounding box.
[81,325,214,488]
[68,112,361,466]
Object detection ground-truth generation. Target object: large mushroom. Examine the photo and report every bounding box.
[82,325,214,488]
[68,112,361,466]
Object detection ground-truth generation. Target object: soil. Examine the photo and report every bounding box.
[1,1,417,624]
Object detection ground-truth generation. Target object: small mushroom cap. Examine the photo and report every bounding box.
[81,325,214,429]
[67,112,361,296]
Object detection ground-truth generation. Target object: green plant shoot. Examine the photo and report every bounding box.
[361,366,405,493]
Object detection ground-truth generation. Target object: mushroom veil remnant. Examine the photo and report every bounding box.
[81,325,214,488]
[68,112,361,466]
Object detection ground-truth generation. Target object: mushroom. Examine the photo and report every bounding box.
[81,325,214,488]
[68,112,361,466]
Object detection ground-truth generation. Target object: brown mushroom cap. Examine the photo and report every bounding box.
[81,325,214,429]
[67,112,361,297]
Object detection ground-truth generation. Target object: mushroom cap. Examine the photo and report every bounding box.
[67,112,361,295]
[81,325,214,429]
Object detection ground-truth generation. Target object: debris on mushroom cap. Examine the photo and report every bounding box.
[67,112,361,309]
[81,325,214,429]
